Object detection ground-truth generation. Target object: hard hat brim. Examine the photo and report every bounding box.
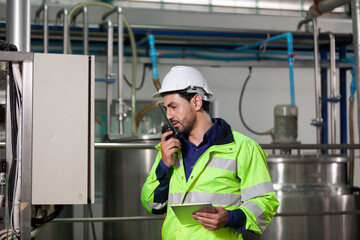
[152,91,162,98]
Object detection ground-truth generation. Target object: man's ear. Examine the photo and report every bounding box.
[193,94,203,111]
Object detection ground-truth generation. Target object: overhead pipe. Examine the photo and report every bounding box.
[70,6,89,55]
[297,0,349,30]
[352,0,360,145]
[35,2,49,53]
[55,8,68,54]
[100,19,114,136]
[6,0,30,52]
[234,32,296,106]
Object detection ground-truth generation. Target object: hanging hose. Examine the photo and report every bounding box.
[238,67,272,136]
[124,64,147,91]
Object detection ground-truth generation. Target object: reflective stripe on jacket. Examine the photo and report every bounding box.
[141,118,279,240]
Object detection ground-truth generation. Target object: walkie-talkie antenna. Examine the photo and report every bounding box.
[158,103,179,137]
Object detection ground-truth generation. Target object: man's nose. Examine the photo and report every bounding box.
[166,109,173,120]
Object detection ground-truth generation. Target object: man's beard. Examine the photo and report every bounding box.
[173,113,196,135]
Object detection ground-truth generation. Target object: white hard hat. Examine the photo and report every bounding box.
[152,66,213,101]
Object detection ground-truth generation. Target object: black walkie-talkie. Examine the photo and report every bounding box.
[158,103,178,140]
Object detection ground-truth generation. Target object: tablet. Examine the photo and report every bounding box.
[171,203,216,226]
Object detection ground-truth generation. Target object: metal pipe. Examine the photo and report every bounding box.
[312,18,323,146]
[315,0,349,15]
[102,7,126,135]
[6,0,31,52]
[320,49,329,154]
[260,143,360,150]
[276,210,360,217]
[21,58,34,240]
[349,97,355,190]
[70,6,88,55]
[339,45,348,155]
[100,19,114,136]
[352,0,360,143]
[297,0,349,29]
[35,3,48,53]
[56,8,68,54]
[1,142,360,150]
[329,33,337,153]
[50,210,360,223]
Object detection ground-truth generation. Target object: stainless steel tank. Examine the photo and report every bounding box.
[243,154,360,240]
[103,136,163,240]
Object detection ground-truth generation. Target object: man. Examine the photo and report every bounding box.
[141,66,279,239]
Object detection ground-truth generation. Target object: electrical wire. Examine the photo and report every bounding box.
[238,67,270,135]
[31,205,63,225]
[88,205,97,240]
[123,64,147,91]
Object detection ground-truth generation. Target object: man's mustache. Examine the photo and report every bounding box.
[171,120,180,125]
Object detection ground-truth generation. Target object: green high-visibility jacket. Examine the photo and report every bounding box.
[141,118,279,240]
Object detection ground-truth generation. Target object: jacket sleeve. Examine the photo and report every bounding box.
[141,147,172,214]
[237,141,279,234]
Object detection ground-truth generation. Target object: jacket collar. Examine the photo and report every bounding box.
[212,118,234,145]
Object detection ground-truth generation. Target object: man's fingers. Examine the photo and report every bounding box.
[161,131,174,141]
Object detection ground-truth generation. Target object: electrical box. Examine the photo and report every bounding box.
[31,53,94,204]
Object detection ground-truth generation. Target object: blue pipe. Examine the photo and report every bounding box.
[204,32,297,106]
[284,33,296,107]
[136,36,150,47]
[95,78,116,83]
[148,34,159,80]
[350,57,357,98]
[241,32,296,106]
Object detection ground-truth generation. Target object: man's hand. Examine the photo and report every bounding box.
[161,131,181,167]
[192,206,228,231]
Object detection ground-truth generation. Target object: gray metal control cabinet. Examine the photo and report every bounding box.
[30,53,94,205]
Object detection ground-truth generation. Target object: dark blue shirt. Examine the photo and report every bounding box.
[179,119,219,180]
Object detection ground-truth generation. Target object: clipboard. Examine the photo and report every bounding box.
[171,203,216,226]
